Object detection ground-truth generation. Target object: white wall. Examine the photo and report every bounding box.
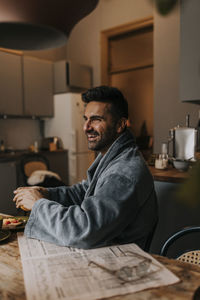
[2,0,199,152]
[68,0,200,153]
[0,0,153,151]
[67,0,153,85]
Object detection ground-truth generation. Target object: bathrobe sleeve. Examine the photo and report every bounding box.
[47,179,89,206]
[24,172,153,249]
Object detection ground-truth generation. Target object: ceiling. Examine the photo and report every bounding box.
[0,0,99,50]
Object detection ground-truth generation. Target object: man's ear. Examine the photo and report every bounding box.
[116,118,127,134]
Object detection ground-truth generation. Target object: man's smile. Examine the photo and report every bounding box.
[87,133,99,141]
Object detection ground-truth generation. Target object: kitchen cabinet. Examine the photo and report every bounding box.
[180,0,200,103]
[150,180,200,255]
[0,51,23,115]
[0,50,54,117]
[0,160,19,215]
[53,61,92,94]
[23,57,54,117]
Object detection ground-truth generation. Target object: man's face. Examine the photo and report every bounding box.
[83,101,119,155]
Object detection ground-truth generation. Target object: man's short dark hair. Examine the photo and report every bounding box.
[82,86,128,120]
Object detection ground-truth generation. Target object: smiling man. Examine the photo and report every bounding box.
[83,101,126,154]
[13,86,158,250]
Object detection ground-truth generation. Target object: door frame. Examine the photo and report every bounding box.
[101,16,153,85]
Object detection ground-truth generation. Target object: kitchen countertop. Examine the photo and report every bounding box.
[0,149,68,161]
[0,150,190,184]
[148,165,189,183]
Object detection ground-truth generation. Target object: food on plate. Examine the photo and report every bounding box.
[3,218,23,228]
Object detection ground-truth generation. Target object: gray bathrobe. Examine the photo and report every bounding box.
[25,129,158,250]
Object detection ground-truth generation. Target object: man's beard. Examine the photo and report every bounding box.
[86,126,118,152]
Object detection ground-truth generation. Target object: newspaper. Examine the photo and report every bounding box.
[18,233,179,300]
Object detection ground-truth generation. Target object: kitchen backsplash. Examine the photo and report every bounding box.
[0,119,42,150]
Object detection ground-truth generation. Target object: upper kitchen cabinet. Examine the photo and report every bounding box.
[180,0,200,103]
[53,61,92,94]
[23,57,54,117]
[0,51,23,115]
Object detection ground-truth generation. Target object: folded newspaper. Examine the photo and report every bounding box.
[18,233,179,300]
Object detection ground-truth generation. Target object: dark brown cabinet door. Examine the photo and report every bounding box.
[0,161,18,215]
[101,19,153,139]
[41,151,69,185]
[0,51,23,116]
[180,0,200,103]
[111,67,153,137]
[23,57,54,117]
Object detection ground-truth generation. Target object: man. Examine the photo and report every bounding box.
[14,86,158,250]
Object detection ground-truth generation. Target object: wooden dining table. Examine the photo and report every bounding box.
[0,232,200,300]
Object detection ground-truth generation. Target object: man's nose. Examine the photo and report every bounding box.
[83,119,92,131]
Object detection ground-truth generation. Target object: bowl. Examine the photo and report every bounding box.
[172,159,190,172]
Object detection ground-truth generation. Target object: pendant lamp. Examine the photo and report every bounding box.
[0,0,98,50]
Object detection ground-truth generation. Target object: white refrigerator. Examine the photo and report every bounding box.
[44,93,95,185]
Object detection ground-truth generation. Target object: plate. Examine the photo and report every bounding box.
[2,216,29,231]
[0,230,11,242]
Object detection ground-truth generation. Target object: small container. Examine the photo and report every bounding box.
[155,154,168,170]
[49,142,57,151]
[161,142,168,155]
[172,159,190,172]
[34,141,39,153]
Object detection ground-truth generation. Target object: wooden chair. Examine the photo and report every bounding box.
[20,153,65,187]
[20,153,49,186]
[160,226,200,266]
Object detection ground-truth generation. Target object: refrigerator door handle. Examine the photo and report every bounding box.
[70,130,77,153]
[69,154,77,179]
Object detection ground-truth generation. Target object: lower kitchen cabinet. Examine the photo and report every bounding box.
[0,161,19,215]
[17,151,69,187]
[41,151,68,185]
[150,180,200,255]
[0,150,68,215]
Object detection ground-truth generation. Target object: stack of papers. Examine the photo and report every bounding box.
[18,233,179,300]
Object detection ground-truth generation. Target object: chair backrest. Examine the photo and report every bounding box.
[20,154,49,185]
[160,226,200,265]
[177,250,200,265]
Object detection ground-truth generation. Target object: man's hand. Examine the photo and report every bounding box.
[13,186,49,211]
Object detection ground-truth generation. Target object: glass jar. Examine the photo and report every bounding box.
[155,153,168,170]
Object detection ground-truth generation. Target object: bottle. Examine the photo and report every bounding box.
[196,110,200,152]
[161,142,168,169]
[34,141,39,153]
[155,142,168,170]
[186,114,190,127]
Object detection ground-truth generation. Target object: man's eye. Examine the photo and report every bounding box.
[92,118,102,122]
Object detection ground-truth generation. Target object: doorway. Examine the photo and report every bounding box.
[101,17,153,158]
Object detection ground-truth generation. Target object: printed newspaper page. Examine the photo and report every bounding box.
[18,233,179,300]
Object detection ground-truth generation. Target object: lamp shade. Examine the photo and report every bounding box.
[0,0,99,50]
